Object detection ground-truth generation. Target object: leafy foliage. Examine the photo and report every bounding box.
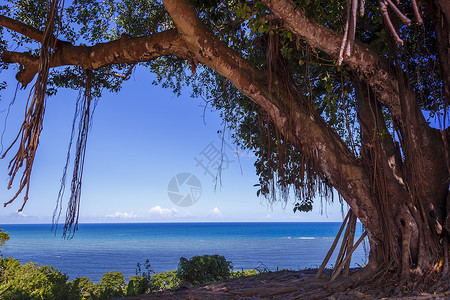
[230,269,259,278]
[0,257,79,300]
[293,201,313,213]
[0,229,10,249]
[150,270,180,291]
[70,277,95,300]
[96,271,125,298]
[125,259,153,296]
[177,254,233,286]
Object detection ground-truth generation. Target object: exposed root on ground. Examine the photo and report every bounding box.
[119,268,450,300]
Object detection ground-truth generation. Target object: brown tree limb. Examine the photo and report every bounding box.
[0,15,46,43]
[0,14,67,49]
[0,29,192,86]
[411,0,423,25]
[337,0,352,65]
[347,0,359,57]
[1,51,39,86]
[359,0,366,16]
[385,0,412,26]
[379,0,404,44]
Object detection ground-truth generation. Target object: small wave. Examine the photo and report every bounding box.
[282,236,336,240]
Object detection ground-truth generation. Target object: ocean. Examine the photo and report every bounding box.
[0,222,368,282]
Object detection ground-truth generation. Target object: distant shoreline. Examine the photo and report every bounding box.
[0,220,349,225]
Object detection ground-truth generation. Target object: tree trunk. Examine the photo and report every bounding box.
[263,0,450,287]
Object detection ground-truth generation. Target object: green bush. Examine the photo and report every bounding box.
[0,240,256,299]
[71,277,95,299]
[0,229,9,250]
[125,260,153,296]
[151,270,180,291]
[230,269,259,278]
[96,271,125,298]
[0,257,78,300]
[177,254,232,286]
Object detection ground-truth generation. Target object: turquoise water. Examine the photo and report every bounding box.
[0,222,368,282]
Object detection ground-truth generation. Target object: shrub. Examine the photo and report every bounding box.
[96,271,125,298]
[230,269,259,278]
[71,277,95,299]
[0,229,9,249]
[0,257,78,300]
[176,254,232,286]
[125,259,153,296]
[151,270,180,291]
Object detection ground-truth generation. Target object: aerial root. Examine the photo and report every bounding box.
[295,266,377,299]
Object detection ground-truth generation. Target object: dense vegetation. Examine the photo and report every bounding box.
[0,256,257,299]
[177,254,233,286]
[0,232,258,299]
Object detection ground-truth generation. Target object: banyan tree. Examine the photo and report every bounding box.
[0,0,449,296]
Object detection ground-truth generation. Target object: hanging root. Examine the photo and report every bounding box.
[2,0,62,210]
[338,0,422,64]
[61,70,95,238]
[315,211,350,279]
[52,89,83,231]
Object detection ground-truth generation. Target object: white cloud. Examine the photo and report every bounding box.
[208,207,223,218]
[149,206,177,217]
[148,206,193,219]
[105,212,137,219]
[8,211,28,218]
[264,214,272,219]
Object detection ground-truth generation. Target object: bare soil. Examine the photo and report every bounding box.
[119,269,449,299]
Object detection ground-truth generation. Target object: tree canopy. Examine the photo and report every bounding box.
[0,0,449,295]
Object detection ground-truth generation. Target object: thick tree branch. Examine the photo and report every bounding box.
[0,15,46,43]
[0,15,67,49]
[379,0,405,44]
[263,0,404,123]
[1,29,192,87]
[1,51,39,85]
[161,0,382,238]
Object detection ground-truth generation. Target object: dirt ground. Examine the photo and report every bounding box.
[118,269,449,299]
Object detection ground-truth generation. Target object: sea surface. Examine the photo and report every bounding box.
[0,222,368,282]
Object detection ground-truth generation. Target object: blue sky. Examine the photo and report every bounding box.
[0,66,347,224]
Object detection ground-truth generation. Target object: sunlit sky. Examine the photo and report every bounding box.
[0,66,347,224]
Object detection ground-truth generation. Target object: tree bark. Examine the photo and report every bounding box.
[428,0,450,104]
[1,28,191,87]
